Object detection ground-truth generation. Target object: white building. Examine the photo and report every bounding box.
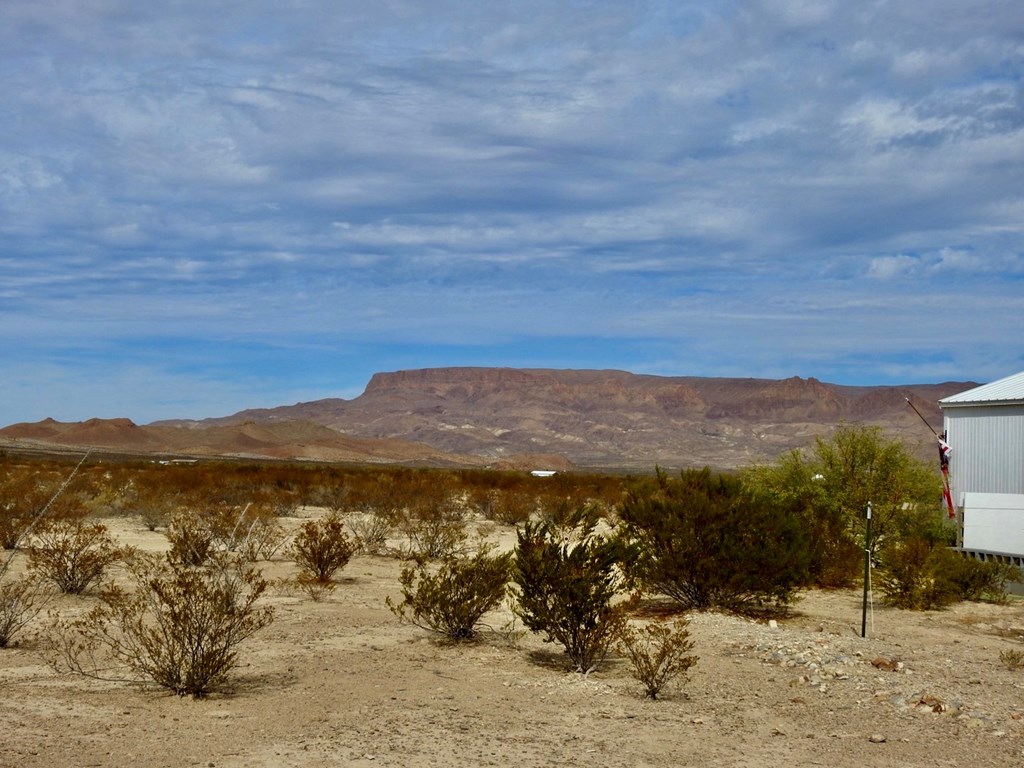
[939,370,1024,563]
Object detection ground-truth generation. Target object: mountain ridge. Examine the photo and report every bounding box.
[3,367,970,469]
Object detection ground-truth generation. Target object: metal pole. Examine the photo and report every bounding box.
[861,501,872,638]
[905,396,939,436]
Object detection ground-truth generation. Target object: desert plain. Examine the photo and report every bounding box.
[2,508,1024,768]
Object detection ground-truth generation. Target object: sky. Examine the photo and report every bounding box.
[2,1,1023,425]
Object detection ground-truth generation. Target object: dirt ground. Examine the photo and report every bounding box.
[3,510,1024,768]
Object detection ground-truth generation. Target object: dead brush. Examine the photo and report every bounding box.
[396,495,468,561]
[616,618,698,700]
[0,575,54,648]
[48,551,273,697]
[26,518,125,595]
[999,648,1024,671]
[344,508,397,556]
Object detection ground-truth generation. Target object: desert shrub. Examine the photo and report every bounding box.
[27,518,124,595]
[879,538,1018,610]
[947,556,1020,604]
[471,488,534,526]
[344,509,397,556]
[0,575,53,648]
[290,512,357,584]
[270,491,302,518]
[999,648,1024,671]
[113,480,180,531]
[50,553,273,697]
[166,510,216,566]
[206,503,286,559]
[236,515,289,562]
[743,425,942,586]
[537,492,592,531]
[512,510,632,672]
[293,574,337,601]
[0,467,89,550]
[138,497,176,532]
[205,503,251,549]
[387,544,513,641]
[877,536,960,610]
[397,494,468,560]
[618,468,809,613]
[616,619,698,699]
[0,510,29,551]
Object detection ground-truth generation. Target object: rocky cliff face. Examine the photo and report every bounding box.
[189,368,971,469]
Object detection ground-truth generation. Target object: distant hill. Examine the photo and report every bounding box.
[138,367,971,469]
[0,415,489,467]
[2,368,973,469]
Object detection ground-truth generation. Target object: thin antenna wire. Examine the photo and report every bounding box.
[1,450,91,580]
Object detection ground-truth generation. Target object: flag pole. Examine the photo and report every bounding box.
[904,396,938,437]
[906,397,956,518]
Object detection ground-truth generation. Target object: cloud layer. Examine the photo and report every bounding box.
[2,1,1022,423]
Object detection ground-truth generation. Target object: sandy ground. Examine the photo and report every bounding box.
[3,511,1024,768]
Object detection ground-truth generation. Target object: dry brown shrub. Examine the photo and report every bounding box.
[166,510,216,566]
[289,512,357,584]
[344,509,397,556]
[49,552,273,697]
[0,575,53,648]
[27,518,124,595]
[616,618,698,699]
[999,648,1024,671]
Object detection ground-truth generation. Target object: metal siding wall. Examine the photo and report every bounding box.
[944,405,1024,496]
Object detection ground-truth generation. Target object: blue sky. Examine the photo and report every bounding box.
[2,1,1022,425]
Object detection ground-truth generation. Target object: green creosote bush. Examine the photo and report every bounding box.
[877,536,958,610]
[387,543,514,641]
[0,575,53,648]
[289,512,357,584]
[49,552,273,697]
[27,518,125,595]
[618,467,809,614]
[512,509,633,673]
[946,556,1020,604]
[616,618,698,700]
[879,538,1019,610]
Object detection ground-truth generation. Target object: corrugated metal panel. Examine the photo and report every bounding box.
[940,370,1024,406]
[944,405,1024,495]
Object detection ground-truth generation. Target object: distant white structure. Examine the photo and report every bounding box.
[530,470,558,478]
[939,370,1024,563]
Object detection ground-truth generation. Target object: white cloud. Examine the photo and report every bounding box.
[867,254,919,280]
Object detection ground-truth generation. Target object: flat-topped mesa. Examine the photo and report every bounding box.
[1,369,979,470]
[364,367,571,394]
[362,367,704,407]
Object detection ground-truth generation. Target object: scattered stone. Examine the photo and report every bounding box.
[868,734,887,743]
